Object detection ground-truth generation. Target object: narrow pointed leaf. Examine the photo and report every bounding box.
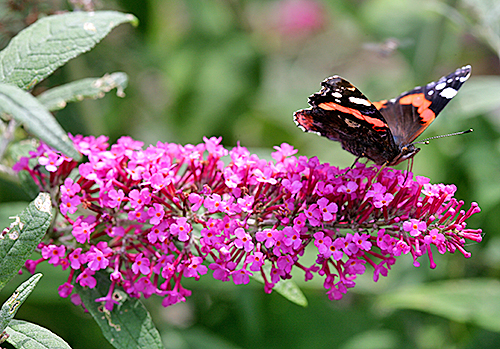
[5,319,72,349]
[0,11,138,90]
[0,193,52,290]
[0,274,42,333]
[0,82,80,159]
[75,271,163,349]
[37,72,129,111]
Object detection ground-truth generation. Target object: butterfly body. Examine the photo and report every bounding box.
[294,65,471,165]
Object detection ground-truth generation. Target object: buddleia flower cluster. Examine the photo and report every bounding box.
[13,135,482,310]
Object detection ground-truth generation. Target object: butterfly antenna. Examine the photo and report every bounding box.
[413,129,473,145]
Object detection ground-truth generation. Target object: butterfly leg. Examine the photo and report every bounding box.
[350,155,364,169]
[401,158,414,186]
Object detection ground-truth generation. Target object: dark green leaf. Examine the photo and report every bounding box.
[0,274,42,333]
[37,72,129,111]
[374,278,500,332]
[0,193,52,290]
[75,271,163,349]
[0,11,138,90]
[0,82,80,159]
[5,319,72,349]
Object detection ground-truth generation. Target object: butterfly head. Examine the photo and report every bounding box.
[388,144,420,166]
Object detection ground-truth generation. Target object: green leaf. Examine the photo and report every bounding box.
[0,274,42,333]
[0,82,80,160]
[0,11,138,91]
[75,271,163,349]
[37,72,129,111]
[5,319,72,349]
[251,264,308,307]
[374,278,500,332]
[0,193,52,291]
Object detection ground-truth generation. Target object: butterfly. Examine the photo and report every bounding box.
[293,65,471,166]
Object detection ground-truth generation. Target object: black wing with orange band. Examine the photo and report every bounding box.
[374,65,471,146]
[294,76,400,164]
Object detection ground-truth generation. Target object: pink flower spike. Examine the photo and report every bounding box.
[184,257,208,280]
[41,244,66,265]
[60,195,81,215]
[317,197,338,221]
[20,135,483,307]
[76,269,97,288]
[72,221,94,244]
[132,253,151,275]
[304,203,321,226]
[107,189,125,208]
[69,248,86,269]
[38,151,64,172]
[403,219,427,237]
[272,143,298,161]
[170,217,192,242]
[373,193,394,208]
[60,178,81,197]
[246,252,265,271]
[87,246,109,271]
[234,228,255,252]
[232,268,252,285]
[337,181,358,195]
[58,282,74,298]
[147,203,165,225]
[253,168,277,185]
[188,193,204,211]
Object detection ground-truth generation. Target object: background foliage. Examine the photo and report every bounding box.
[1,0,500,348]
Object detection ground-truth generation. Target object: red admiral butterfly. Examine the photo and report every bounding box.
[294,65,471,166]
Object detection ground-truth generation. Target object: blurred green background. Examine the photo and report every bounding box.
[1,0,500,348]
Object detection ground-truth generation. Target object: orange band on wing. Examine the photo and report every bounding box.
[399,93,435,123]
[318,102,387,128]
[372,100,387,110]
[420,108,435,124]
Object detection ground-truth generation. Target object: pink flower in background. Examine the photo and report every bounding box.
[275,0,326,36]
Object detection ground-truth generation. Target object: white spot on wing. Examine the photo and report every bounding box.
[440,87,457,99]
[428,90,434,96]
[460,71,471,82]
[331,92,342,98]
[348,96,371,106]
[435,82,446,90]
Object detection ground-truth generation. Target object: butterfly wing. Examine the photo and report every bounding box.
[294,76,400,165]
[374,65,471,146]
